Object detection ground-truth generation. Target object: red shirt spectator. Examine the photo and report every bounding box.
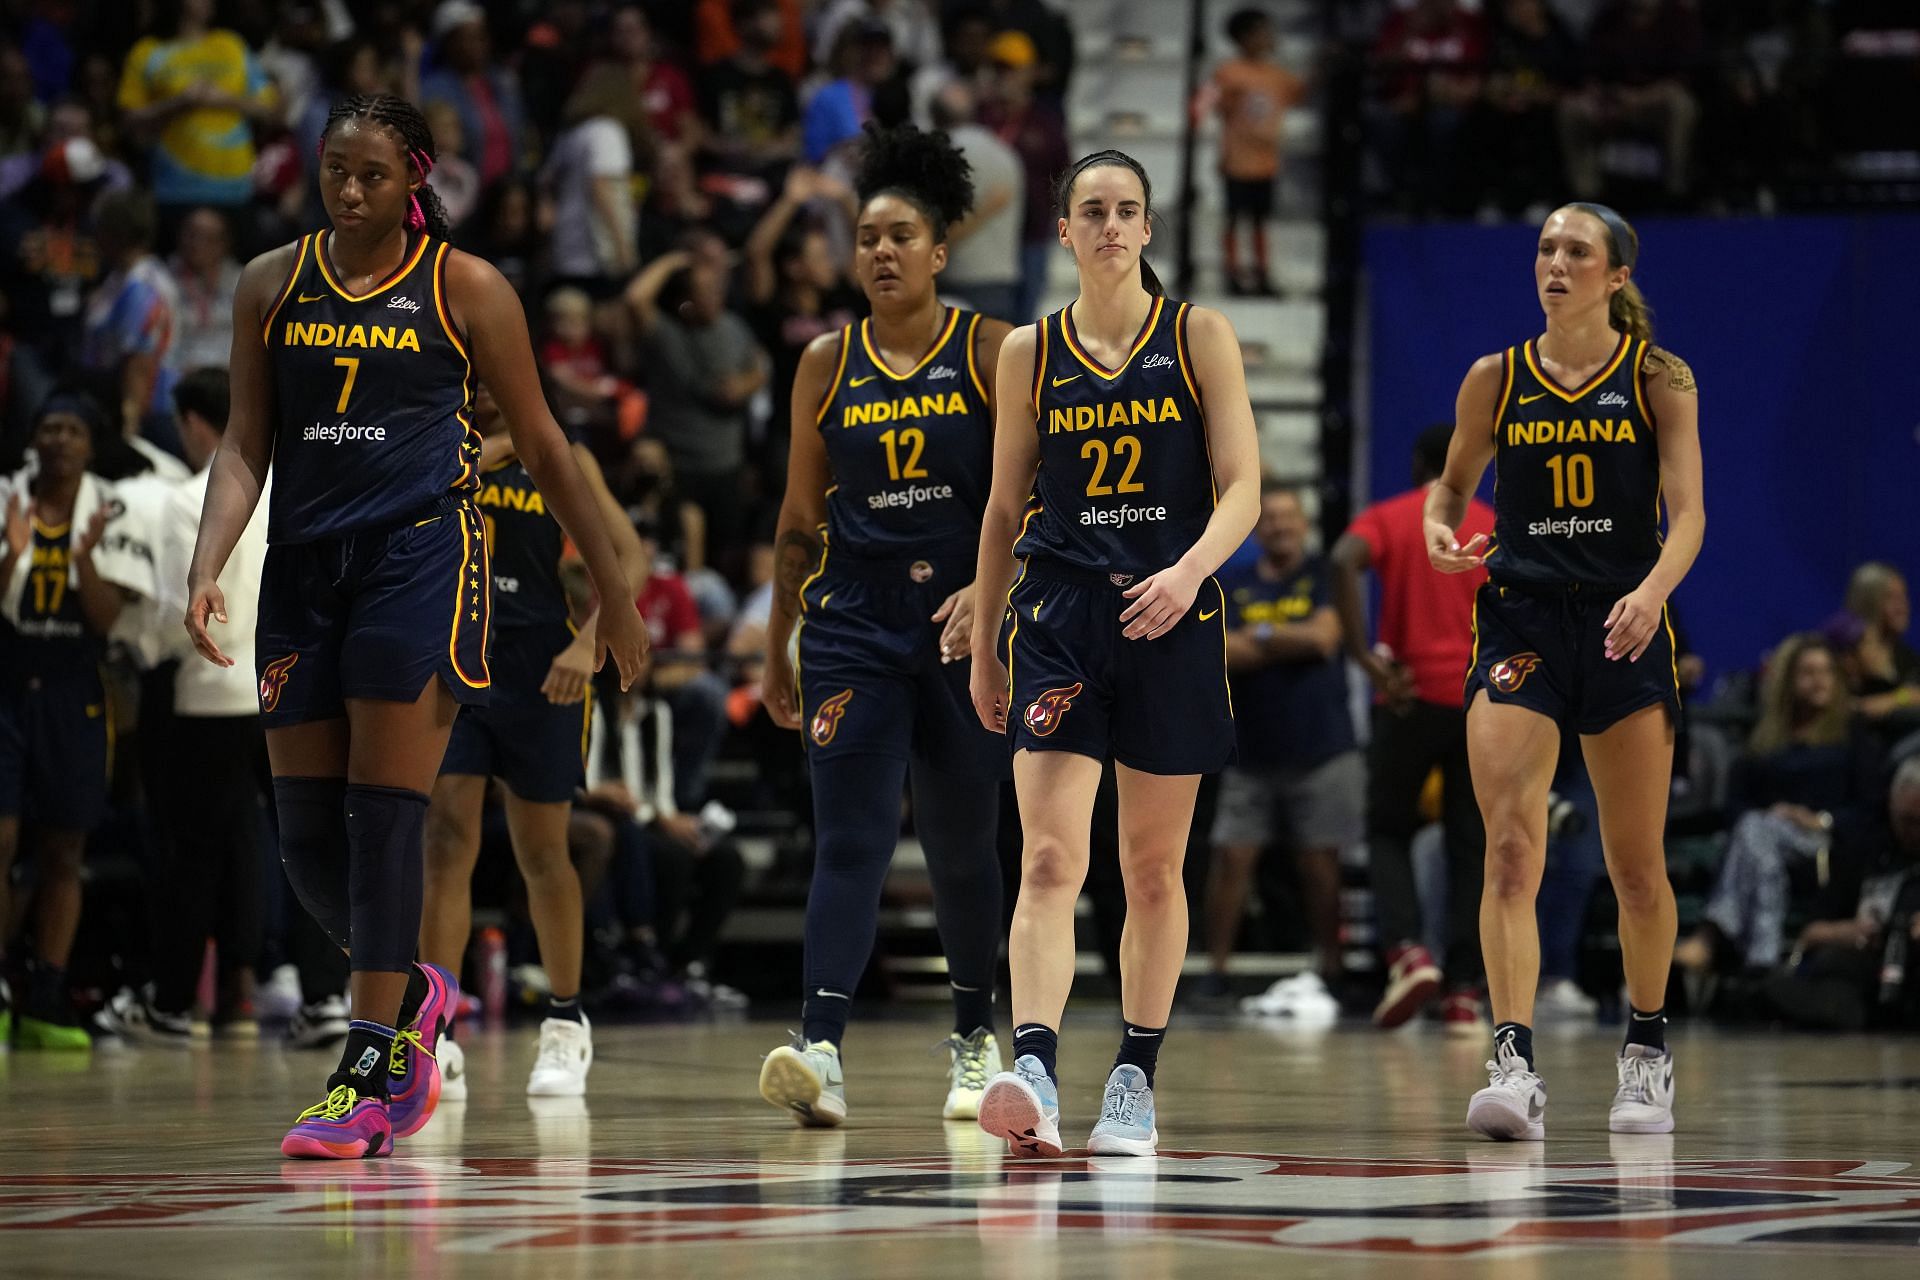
[1346,483,1494,706]
[1372,0,1486,104]
[637,567,702,652]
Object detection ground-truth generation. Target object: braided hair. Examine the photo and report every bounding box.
[319,94,451,239]
[1055,149,1163,296]
[852,121,975,243]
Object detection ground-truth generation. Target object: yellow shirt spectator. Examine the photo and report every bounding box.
[118,27,276,207]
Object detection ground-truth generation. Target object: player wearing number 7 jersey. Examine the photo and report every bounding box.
[1425,204,1703,1144]
[969,151,1259,1159]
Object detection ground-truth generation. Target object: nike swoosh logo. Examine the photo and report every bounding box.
[1052,374,1082,387]
[1125,1028,1160,1038]
[297,293,326,303]
[1518,392,1548,404]
[1198,608,1218,621]
[813,989,849,1000]
[849,375,877,388]
[1528,1096,1546,1122]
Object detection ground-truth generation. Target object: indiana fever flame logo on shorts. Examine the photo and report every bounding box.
[1023,683,1083,737]
[810,689,854,746]
[258,654,299,712]
[1488,653,1542,694]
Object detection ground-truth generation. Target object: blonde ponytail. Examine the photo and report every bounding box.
[1610,278,1654,342]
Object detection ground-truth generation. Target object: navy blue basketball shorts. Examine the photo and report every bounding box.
[0,666,110,829]
[440,624,589,803]
[1002,558,1235,776]
[795,551,1007,779]
[255,497,491,729]
[1463,579,1680,736]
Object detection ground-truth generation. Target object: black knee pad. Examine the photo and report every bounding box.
[273,776,352,951]
[344,783,429,974]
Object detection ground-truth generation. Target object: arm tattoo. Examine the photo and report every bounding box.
[774,528,822,609]
[1647,346,1698,395]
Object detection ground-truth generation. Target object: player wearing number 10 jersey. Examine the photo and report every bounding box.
[1424,203,1703,1146]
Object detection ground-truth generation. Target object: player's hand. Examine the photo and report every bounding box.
[1362,651,1416,711]
[763,642,802,730]
[932,583,976,664]
[184,577,234,667]
[1604,583,1666,663]
[542,638,595,704]
[1426,520,1488,574]
[1119,561,1202,640]
[3,492,29,560]
[74,506,110,558]
[970,648,1010,734]
[594,601,651,690]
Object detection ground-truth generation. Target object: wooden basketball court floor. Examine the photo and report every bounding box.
[4,1017,1918,1279]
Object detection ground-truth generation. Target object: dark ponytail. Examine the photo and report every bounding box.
[1562,201,1650,342]
[320,93,451,240]
[1055,148,1163,296]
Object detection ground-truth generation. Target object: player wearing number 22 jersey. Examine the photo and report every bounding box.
[1007,295,1233,774]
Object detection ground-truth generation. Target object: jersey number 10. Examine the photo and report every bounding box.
[1545,452,1594,509]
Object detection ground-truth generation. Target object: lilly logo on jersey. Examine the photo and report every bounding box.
[926,365,958,380]
[1141,353,1175,370]
[810,689,854,746]
[1023,683,1083,736]
[386,296,422,313]
[259,654,299,712]
[1596,390,1629,408]
[1488,653,1541,694]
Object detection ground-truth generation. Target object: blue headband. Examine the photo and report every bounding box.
[1565,202,1638,270]
[34,391,105,437]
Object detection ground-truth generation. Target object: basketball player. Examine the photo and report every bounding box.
[184,95,648,1159]
[969,151,1260,1157]
[759,122,1014,1127]
[420,382,647,1100]
[1426,204,1702,1139]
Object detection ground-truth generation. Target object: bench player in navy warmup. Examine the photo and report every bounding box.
[759,123,1014,1127]
[1426,204,1702,1140]
[185,95,647,1159]
[420,382,646,1101]
[970,151,1259,1157]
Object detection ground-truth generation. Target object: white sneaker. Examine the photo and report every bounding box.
[759,1036,847,1127]
[439,1035,468,1102]
[286,995,350,1049]
[526,1015,593,1097]
[1239,972,1340,1025]
[939,1028,1002,1121]
[1609,1043,1675,1134]
[1467,1032,1547,1141]
[978,1055,1062,1158]
[1536,978,1599,1022]
[259,964,304,1021]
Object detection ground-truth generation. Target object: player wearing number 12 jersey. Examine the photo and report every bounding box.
[970,151,1259,1159]
[1425,203,1703,1145]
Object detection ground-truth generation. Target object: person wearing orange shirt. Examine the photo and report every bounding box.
[1207,9,1304,296]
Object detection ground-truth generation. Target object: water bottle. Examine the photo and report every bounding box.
[478,925,508,1025]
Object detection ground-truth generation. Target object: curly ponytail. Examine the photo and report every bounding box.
[1563,201,1651,342]
[320,93,451,240]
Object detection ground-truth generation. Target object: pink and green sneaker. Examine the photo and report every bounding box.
[387,963,459,1139]
[280,1085,391,1159]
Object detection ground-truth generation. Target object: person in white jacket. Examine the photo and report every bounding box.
[0,391,157,1050]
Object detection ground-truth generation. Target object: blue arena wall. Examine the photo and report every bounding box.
[1362,214,1920,682]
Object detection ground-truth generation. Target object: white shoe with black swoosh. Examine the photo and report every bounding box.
[1608,1044,1675,1134]
[1467,1032,1547,1141]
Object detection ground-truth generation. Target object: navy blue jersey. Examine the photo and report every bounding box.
[1015,297,1213,577]
[1219,554,1354,769]
[814,308,992,559]
[11,516,100,676]
[1486,333,1664,588]
[262,231,480,542]
[474,458,568,632]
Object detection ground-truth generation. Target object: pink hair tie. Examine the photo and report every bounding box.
[406,194,426,230]
[409,148,435,178]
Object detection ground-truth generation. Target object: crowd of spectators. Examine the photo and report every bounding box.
[1365,0,1920,218]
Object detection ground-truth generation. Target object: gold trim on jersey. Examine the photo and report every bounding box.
[964,312,989,404]
[1061,296,1165,380]
[1464,587,1483,700]
[261,235,311,344]
[449,503,491,690]
[431,243,480,489]
[1003,557,1030,711]
[30,517,71,539]
[792,528,831,722]
[1494,346,1516,436]
[1030,315,1050,414]
[1212,575,1233,716]
[1173,303,1218,504]
[1522,332,1631,403]
[1631,339,1655,426]
[858,308,959,382]
[814,328,852,426]
[314,229,433,304]
[1662,603,1680,698]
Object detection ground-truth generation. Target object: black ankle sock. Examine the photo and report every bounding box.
[27,962,66,1016]
[1624,1005,1668,1053]
[1012,1023,1059,1084]
[331,1020,396,1099]
[801,986,850,1048]
[1494,1021,1535,1071]
[396,965,431,1029]
[1114,1020,1165,1087]
[950,982,994,1038]
[546,995,584,1024]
